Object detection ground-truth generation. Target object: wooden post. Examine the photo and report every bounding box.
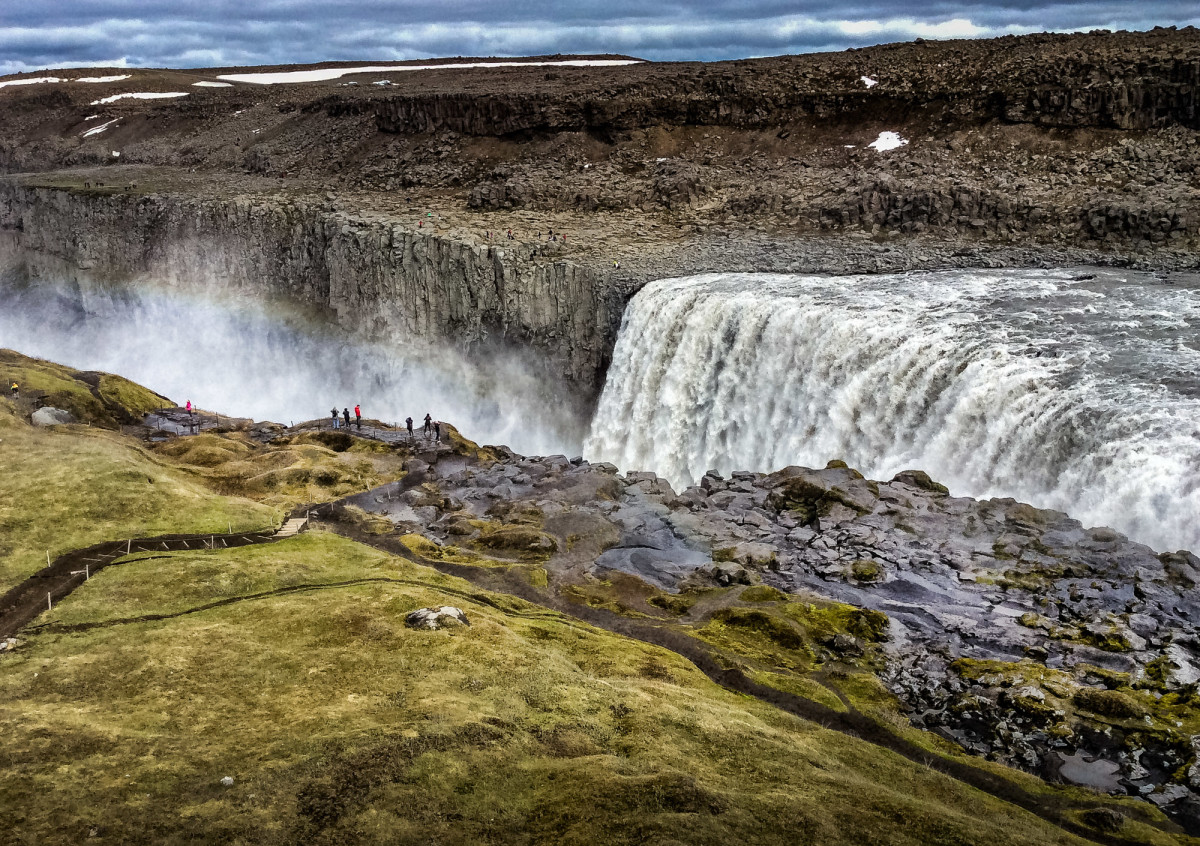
[127,539,131,554]
[47,592,52,611]
[46,550,50,566]
[85,564,89,580]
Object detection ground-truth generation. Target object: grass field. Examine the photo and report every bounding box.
[0,400,279,592]
[1,530,1154,846]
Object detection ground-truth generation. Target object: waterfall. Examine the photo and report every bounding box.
[586,269,1200,553]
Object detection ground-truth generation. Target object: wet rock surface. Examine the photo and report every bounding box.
[344,441,1200,829]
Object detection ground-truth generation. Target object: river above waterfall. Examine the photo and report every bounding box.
[586,268,1200,553]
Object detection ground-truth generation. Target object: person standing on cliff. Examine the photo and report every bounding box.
[331,407,340,429]
[423,413,432,436]
[186,400,193,416]
[10,381,18,399]
[434,420,441,441]
[354,404,362,429]
[406,416,414,440]
[343,407,351,429]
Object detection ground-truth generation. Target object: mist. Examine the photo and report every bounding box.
[0,278,587,456]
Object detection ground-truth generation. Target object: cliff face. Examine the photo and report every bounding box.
[0,183,628,404]
[373,64,1200,137]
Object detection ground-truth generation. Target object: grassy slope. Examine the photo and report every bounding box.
[0,530,1120,846]
[0,392,279,593]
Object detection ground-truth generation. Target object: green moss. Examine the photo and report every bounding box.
[739,585,788,603]
[1078,626,1134,653]
[649,592,700,615]
[96,374,169,419]
[749,670,848,712]
[709,608,806,651]
[850,559,881,583]
[712,546,737,563]
[471,522,558,562]
[1073,688,1149,720]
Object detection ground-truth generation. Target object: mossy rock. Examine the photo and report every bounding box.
[846,608,890,642]
[474,524,558,557]
[1080,808,1126,833]
[890,469,950,495]
[1073,687,1148,720]
[1003,690,1059,725]
[649,593,699,615]
[1078,625,1133,653]
[850,559,881,583]
[710,608,805,651]
[740,585,788,603]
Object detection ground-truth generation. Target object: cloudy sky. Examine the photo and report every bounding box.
[2,1,1198,75]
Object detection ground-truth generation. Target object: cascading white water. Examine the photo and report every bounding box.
[586,269,1200,553]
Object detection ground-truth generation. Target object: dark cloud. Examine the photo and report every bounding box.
[2,1,1197,74]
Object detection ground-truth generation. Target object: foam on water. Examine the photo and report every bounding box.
[587,269,1200,553]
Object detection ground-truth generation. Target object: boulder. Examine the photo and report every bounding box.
[405,606,471,630]
[31,407,75,426]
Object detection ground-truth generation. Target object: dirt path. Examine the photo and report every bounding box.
[0,521,299,639]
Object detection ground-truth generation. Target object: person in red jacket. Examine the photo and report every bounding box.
[354,404,361,429]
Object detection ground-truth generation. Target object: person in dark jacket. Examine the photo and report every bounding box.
[343,408,351,428]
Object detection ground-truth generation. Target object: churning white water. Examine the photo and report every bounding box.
[587,269,1200,553]
[0,280,585,456]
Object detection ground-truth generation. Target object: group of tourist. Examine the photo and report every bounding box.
[329,405,442,441]
[330,404,364,430]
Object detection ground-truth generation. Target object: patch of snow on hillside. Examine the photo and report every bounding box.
[861,76,878,88]
[81,118,118,137]
[0,76,61,88]
[90,92,189,105]
[217,59,640,85]
[76,75,131,83]
[193,81,233,87]
[868,131,908,152]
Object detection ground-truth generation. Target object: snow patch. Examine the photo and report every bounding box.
[868,131,908,152]
[111,151,120,157]
[861,76,878,88]
[192,81,233,87]
[0,76,61,88]
[81,118,118,137]
[217,59,641,85]
[76,75,131,83]
[90,92,189,105]
[84,114,100,120]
